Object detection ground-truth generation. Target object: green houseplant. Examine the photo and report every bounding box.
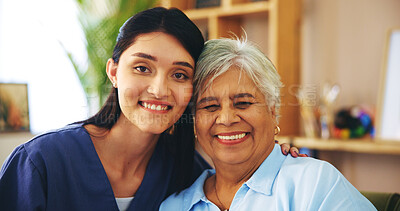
[65,0,157,112]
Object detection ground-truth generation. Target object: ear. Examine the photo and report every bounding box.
[106,58,118,87]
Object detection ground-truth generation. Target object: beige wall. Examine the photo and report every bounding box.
[319,151,400,193]
[302,0,400,108]
[0,133,33,165]
[302,0,400,193]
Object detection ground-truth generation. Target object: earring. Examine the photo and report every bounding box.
[112,82,116,88]
[167,124,175,135]
[193,118,198,140]
[274,125,281,135]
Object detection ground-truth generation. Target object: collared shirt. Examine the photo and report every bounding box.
[160,144,376,211]
[0,124,210,211]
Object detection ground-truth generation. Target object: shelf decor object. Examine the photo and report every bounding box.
[319,83,340,139]
[376,28,400,141]
[297,86,319,138]
[0,83,30,132]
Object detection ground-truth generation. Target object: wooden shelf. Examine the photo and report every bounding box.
[184,1,271,20]
[284,137,400,155]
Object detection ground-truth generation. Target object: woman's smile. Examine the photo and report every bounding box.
[138,100,172,113]
[215,132,249,145]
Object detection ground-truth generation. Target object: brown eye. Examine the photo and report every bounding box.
[235,102,253,109]
[134,66,150,73]
[202,104,219,112]
[173,72,189,80]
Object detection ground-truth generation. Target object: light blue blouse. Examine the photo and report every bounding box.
[160,144,376,211]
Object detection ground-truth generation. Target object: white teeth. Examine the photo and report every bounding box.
[218,133,246,140]
[142,102,168,111]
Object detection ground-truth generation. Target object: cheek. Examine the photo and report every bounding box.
[195,116,210,147]
[195,112,214,136]
[250,112,275,136]
[118,86,142,106]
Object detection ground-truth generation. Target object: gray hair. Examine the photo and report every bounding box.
[193,37,283,122]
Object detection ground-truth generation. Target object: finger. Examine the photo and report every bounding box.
[299,153,309,157]
[280,143,290,155]
[290,147,299,158]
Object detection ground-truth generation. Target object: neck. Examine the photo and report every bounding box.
[205,161,264,211]
[213,153,268,185]
[205,145,274,210]
[86,115,160,174]
[85,115,164,197]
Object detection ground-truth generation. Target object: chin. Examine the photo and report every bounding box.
[215,151,250,165]
[140,125,170,135]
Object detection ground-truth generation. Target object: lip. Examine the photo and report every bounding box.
[215,132,249,145]
[139,100,172,114]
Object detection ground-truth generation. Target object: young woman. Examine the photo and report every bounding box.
[0,7,300,211]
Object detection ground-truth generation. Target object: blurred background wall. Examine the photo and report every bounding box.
[301,0,400,193]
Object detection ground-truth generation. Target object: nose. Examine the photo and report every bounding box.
[215,104,240,126]
[147,75,170,99]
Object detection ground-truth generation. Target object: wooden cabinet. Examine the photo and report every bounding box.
[159,0,302,135]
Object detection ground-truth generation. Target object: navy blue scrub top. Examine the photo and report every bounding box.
[0,124,210,210]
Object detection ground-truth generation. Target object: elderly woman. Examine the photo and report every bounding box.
[160,37,376,210]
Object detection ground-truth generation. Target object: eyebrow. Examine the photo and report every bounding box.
[173,61,194,70]
[132,52,193,70]
[197,93,255,105]
[132,52,157,61]
[197,96,218,105]
[233,93,255,99]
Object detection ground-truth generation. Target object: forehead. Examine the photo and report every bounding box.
[200,67,259,97]
[122,32,194,64]
[131,32,181,51]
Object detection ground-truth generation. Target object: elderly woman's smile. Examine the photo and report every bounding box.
[215,132,248,144]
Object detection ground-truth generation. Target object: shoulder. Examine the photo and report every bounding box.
[282,156,340,177]
[24,123,89,153]
[278,157,376,210]
[161,169,214,211]
[3,124,89,172]
[276,157,344,193]
[28,123,87,144]
[160,192,185,211]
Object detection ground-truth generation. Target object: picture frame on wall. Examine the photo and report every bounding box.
[0,83,30,132]
[375,28,400,141]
